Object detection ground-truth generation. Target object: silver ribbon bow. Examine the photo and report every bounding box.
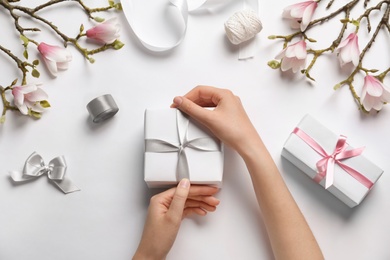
[9,152,80,194]
[145,110,221,181]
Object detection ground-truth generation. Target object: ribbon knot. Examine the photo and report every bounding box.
[293,128,373,189]
[145,110,221,181]
[9,152,80,194]
[178,144,186,154]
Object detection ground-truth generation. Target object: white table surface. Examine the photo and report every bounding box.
[1,0,389,259]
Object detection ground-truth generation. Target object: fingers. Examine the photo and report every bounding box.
[183,207,207,218]
[171,85,219,107]
[167,178,190,220]
[170,86,219,123]
[182,185,220,219]
[183,85,224,106]
[185,199,218,212]
[188,195,220,206]
[182,199,219,218]
[163,182,220,221]
[171,95,214,125]
[171,85,238,127]
[188,185,219,196]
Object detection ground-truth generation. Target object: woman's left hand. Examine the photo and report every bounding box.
[133,179,220,260]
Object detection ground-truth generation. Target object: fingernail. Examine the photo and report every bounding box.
[173,96,183,106]
[179,178,190,188]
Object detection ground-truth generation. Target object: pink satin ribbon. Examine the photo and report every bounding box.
[293,127,373,189]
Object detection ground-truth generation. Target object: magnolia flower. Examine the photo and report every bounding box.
[38,42,72,77]
[86,18,120,44]
[11,83,49,115]
[283,0,318,31]
[336,33,360,67]
[361,75,390,111]
[275,40,307,73]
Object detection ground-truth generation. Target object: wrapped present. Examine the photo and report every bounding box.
[144,108,224,188]
[282,115,383,207]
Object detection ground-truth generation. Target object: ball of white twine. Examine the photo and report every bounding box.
[224,9,263,45]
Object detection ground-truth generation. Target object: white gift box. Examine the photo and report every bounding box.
[282,115,383,208]
[144,108,224,188]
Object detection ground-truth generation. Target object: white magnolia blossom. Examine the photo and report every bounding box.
[282,0,318,31]
[86,18,120,44]
[275,40,307,73]
[336,33,360,67]
[361,75,390,111]
[11,83,49,115]
[38,42,72,77]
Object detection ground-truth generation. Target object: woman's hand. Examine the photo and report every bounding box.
[171,85,261,157]
[172,86,324,260]
[133,179,220,260]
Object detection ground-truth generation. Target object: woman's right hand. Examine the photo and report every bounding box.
[171,85,261,157]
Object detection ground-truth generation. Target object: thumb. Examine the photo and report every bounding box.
[168,178,190,219]
[172,96,212,125]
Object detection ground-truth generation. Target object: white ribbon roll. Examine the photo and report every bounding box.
[121,0,260,59]
[121,0,225,52]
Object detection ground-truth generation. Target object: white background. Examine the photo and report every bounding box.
[0,0,389,259]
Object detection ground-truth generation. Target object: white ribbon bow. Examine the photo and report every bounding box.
[145,110,221,181]
[9,152,80,194]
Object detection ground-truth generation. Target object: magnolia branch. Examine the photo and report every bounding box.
[334,1,390,111]
[32,0,113,17]
[268,0,390,112]
[0,0,123,122]
[1,0,121,63]
[0,45,32,84]
[1,85,18,120]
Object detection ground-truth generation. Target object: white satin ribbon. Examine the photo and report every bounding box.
[9,152,80,194]
[121,0,259,59]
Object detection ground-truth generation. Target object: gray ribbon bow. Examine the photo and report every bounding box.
[9,152,80,194]
[145,110,221,181]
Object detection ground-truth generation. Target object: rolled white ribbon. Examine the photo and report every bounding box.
[121,0,259,59]
[122,0,226,52]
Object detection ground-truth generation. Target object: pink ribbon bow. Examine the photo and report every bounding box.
[293,127,373,189]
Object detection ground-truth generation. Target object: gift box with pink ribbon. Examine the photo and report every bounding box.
[144,108,224,188]
[282,115,383,207]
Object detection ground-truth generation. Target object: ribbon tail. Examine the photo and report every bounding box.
[324,158,335,189]
[51,178,80,194]
[313,171,326,184]
[9,171,36,182]
[177,150,190,181]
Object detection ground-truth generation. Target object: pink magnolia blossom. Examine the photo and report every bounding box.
[275,40,307,73]
[336,33,360,67]
[86,18,120,44]
[11,83,49,115]
[38,42,72,77]
[336,33,360,66]
[361,75,390,111]
[283,1,318,31]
